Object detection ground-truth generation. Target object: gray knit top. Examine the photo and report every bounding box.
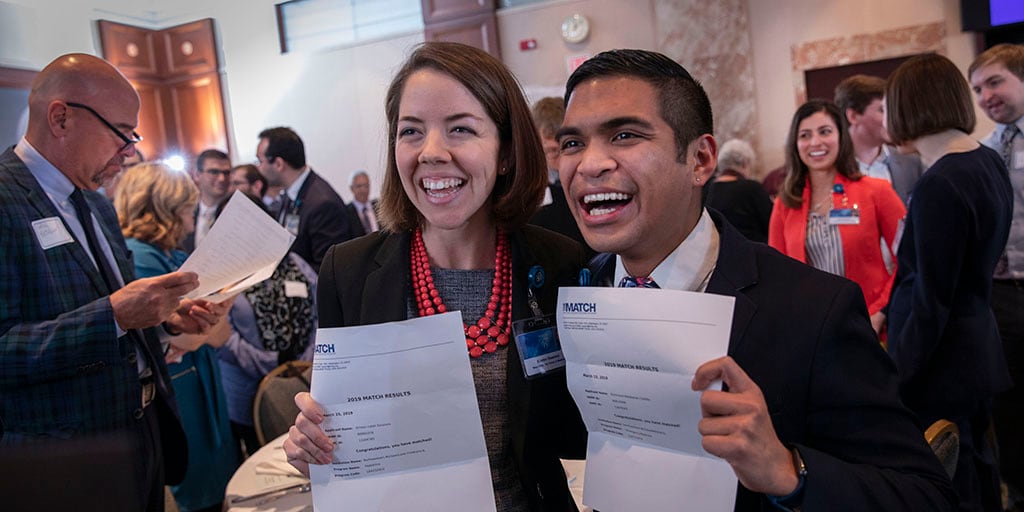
[406,266,530,511]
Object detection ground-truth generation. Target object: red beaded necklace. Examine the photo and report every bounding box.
[411,227,512,358]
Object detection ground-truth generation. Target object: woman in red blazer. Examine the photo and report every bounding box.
[769,100,906,335]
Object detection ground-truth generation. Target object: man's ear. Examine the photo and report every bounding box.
[48,101,70,136]
[845,107,859,127]
[691,134,717,185]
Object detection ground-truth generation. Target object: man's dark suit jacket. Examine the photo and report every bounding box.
[346,199,379,238]
[590,210,955,510]
[318,226,588,511]
[285,170,352,272]
[0,148,188,484]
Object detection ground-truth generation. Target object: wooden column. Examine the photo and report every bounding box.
[98,18,228,163]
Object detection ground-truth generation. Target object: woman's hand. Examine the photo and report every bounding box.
[283,392,335,477]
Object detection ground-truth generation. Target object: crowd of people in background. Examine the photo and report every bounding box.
[3,39,1024,512]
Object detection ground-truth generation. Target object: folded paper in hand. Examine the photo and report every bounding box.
[178,191,295,302]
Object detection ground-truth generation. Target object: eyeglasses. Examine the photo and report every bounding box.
[201,168,232,178]
[65,102,143,151]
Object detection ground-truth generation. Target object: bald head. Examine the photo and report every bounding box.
[29,53,138,127]
[26,53,142,190]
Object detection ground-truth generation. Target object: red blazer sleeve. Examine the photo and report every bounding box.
[768,197,807,262]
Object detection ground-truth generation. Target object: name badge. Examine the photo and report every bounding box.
[283,280,308,298]
[512,314,565,378]
[32,217,74,249]
[284,213,300,236]
[828,207,860,225]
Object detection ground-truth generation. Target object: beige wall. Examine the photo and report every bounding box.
[749,0,990,175]
[2,0,997,192]
[497,0,657,102]
[0,0,421,202]
[500,0,992,178]
[498,0,758,166]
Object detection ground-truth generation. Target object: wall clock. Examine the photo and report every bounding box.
[561,13,590,44]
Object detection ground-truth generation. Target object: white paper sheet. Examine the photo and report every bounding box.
[178,191,294,302]
[557,287,738,511]
[308,312,496,512]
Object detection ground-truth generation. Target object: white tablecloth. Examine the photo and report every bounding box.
[224,434,312,512]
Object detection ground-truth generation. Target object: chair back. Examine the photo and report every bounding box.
[924,419,959,479]
[253,361,313,446]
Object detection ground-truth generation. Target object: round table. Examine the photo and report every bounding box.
[224,433,312,512]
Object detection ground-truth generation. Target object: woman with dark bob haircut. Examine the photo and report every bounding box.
[769,99,905,336]
[885,53,1013,512]
[285,42,587,510]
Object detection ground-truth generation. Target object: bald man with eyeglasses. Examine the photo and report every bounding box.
[0,53,229,511]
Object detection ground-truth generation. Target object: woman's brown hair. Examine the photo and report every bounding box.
[779,99,861,209]
[886,54,976,146]
[377,42,547,232]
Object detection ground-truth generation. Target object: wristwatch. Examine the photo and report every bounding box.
[767,446,806,511]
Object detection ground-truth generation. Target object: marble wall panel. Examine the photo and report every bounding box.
[790,22,946,104]
[655,0,759,152]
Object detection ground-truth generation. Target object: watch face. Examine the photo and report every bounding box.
[561,13,590,44]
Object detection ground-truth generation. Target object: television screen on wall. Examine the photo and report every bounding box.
[963,0,1024,31]
[991,0,1024,27]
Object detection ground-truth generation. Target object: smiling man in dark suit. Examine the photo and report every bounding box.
[555,49,954,511]
[256,127,352,271]
[0,53,227,511]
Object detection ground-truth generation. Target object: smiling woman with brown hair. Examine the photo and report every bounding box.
[769,99,906,336]
[284,42,587,510]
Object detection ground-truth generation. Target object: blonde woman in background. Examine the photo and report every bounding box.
[116,162,238,512]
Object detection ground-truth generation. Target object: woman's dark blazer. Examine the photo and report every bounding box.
[318,225,589,511]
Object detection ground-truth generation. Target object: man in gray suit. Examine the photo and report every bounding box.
[835,74,924,205]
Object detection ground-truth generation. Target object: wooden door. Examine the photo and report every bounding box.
[98,19,228,163]
[421,0,500,58]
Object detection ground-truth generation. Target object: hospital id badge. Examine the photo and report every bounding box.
[828,207,860,225]
[284,213,300,236]
[512,314,565,379]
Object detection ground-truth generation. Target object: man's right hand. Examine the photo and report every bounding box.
[110,272,199,330]
[284,392,335,477]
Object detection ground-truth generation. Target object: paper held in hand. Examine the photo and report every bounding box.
[309,312,496,511]
[177,191,295,302]
[557,286,738,511]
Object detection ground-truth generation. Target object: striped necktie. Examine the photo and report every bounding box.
[1000,124,1019,170]
[618,276,659,288]
[360,205,372,233]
